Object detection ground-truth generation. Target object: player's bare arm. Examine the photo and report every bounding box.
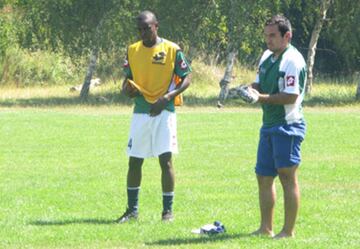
[121,78,128,93]
[164,73,191,101]
[122,77,140,98]
[149,74,191,116]
[256,90,298,105]
[240,84,298,105]
[246,83,297,105]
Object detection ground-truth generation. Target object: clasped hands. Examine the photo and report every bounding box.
[149,95,170,116]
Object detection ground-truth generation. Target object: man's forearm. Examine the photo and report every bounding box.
[258,92,298,105]
[164,74,191,100]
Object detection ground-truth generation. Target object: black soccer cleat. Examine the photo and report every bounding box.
[161,210,174,222]
[116,209,138,224]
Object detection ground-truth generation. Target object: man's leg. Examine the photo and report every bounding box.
[252,175,276,236]
[117,156,144,223]
[159,152,174,192]
[159,152,175,220]
[126,157,144,212]
[127,156,144,188]
[275,165,299,238]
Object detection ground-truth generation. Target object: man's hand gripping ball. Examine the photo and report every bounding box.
[238,85,259,104]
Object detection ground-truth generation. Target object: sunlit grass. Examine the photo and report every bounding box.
[0,60,359,108]
[0,109,359,248]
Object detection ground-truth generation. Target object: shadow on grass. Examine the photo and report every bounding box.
[0,92,133,108]
[0,91,237,108]
[303,96,359,107]
[29,218,116,226]
[0,92,240,108]
[0,91,358,108]
[146,232,249,246]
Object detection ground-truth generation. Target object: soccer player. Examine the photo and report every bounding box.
[243,15,307,238]
[116,10,192,223]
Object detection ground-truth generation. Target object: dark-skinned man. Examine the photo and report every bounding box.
[117,10,192,223]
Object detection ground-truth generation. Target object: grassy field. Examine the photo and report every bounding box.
[1,106,359,248]
[1,63,359,248]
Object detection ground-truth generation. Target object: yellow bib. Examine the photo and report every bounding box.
[128,39,179,103]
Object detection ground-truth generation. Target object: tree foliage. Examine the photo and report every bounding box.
[325,0,360,73]
[1,0,360,74]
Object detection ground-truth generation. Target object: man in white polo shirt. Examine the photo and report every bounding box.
[240,15,306,239]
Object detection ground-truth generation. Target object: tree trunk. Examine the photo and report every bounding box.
[356,77,360,100]
[80,18,104,100]
[216,0,239,107]
[306,0,332,94]
[80,48,99,100]
[217,51,237,107]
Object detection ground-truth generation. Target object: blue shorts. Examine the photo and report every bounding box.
[255,122,306,177]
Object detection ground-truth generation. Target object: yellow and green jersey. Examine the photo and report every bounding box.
[123,38,192,113]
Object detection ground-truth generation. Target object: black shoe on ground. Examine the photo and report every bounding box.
[162,210,174,222]
[116,209,138,224]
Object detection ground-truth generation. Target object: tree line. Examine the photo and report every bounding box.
[1,0,360,93]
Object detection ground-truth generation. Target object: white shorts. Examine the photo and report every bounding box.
[127,110,178,158]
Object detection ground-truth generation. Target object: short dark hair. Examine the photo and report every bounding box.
[137,10,158,24]
[265,15,292,37]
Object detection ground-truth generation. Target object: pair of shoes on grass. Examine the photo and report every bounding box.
[116,209,173,223]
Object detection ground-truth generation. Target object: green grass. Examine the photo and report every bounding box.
[1,108,359,248]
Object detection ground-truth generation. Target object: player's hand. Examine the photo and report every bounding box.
[149,96,169,116]
[238,85,259,104]
[122,81,140,98]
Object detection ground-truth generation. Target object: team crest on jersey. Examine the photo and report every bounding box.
[178,60,188,70]
[123,59,129,68]
[152,51,166,64]
[286,76,295,86]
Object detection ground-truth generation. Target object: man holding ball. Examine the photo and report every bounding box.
[239,15,307,239]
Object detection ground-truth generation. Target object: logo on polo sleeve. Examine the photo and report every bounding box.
[286,76,295,86]
[178,60,188,70]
